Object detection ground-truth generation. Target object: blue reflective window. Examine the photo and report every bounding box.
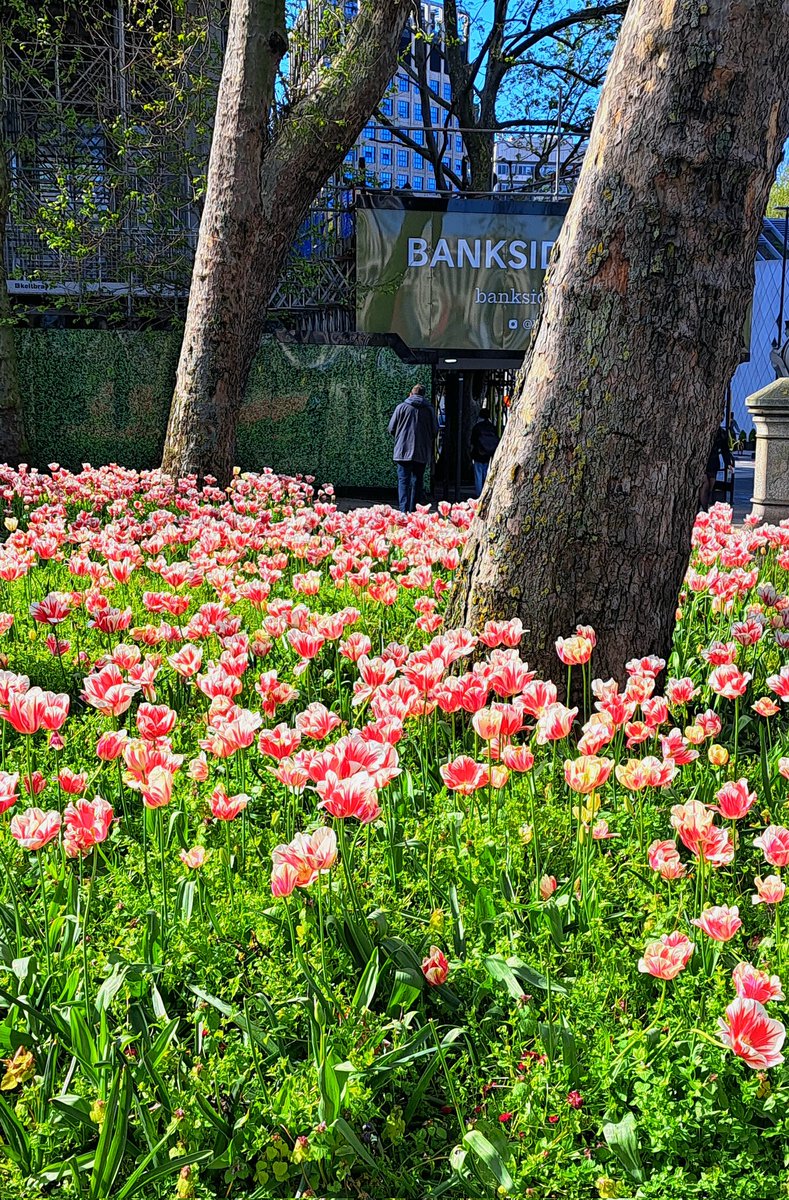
[413,153,423,169]
[380,148,392,165]
[398,75,409,92]
[397,100,409,118]
[427,177,436,190]
[380,171,392,186]
[379,127,392,141]
[443,82,451,101]
[397,173,408,188]
[414,176,424,189]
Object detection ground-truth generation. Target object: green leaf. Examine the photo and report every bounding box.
[116,1146,212,1200]
[94,965,127,1014]
[463,1128,515,1192]
[351,949,380,1013]
[602,1111,644,1182]
[318,1050,342,1125]
[0,1091,32,1173]
[89,1064,132,1199]
[485,953,567,997]
[332,1116,382,1174]
[50,1093,94,1136]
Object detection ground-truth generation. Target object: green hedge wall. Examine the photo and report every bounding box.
[15,331,430,489]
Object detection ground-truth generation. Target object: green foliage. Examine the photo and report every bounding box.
[15,331,429,488]
[767,164,789,217]
[2,470,789,1198]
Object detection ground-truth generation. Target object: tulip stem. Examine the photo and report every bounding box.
[38,852,54,982]
[142,806,152,901]
[224,822,235,909]
[316,871,327,979]
[158,809,169,940]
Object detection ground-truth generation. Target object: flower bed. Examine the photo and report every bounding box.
[0,464,788,1199]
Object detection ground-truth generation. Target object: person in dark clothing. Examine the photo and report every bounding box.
[700,425,735,510]
[388,384,438,513]
[470,409,500,498]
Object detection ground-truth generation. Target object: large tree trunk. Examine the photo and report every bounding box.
[161,0,411,483]
[447,0,789,682]
[0,112,25,466]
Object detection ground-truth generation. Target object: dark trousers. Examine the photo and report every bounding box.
[396,461,425,513]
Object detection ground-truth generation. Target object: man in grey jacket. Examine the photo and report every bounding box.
[387,384,438,513]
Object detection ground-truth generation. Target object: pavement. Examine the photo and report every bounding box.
[335,455,759,523]
[732,454,756,525]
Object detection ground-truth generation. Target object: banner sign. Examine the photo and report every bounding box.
[356,196,568,353]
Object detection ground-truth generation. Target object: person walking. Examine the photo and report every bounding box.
[388,383,437,513]
[470,408,500,498]
[700,424,734,510]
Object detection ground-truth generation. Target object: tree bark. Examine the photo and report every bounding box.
[161,0,412,483]
[0,69,25,466]
[447,0,789,681]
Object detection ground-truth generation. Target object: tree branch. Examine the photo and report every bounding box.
[503,3,627,61]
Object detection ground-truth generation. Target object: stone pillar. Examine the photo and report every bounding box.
[746,378,789,522]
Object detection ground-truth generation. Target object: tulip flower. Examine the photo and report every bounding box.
[0,771,20,815]
[209,786,249,821]
[754,826,789,868]
[752,875,786,905]
[63,796,113,858]
[564,755,613,794]
[10,807,62,851]
[539,875,557,900]
[421,946,449,986]
[718,998,786,1069]
[179,846,207,870]
[638,932,694,980]
[439,755,489,795]
[691,905,743,942]
[732,962,784,1004]
[713,778,757,820]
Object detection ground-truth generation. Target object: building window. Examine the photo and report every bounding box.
[397,100,409,119]
[455,135,463,152]
[430,106,439,123]
[397,149,409,167]
[397,173,408,188]
[427,177,436,191]
[398,75,409,92]
[380,171,392,187]
[379,127,392,141]
[443,82,451,101]
[414,101,422,119]
[454,160,462,174]
[442,157,450,170]
[381,98,393,116]
[344,0,357,16]
[414,175,424,190]
[380,148,392,165]
[363,123,375,139]
[413,129,424,146]
[429,78,439,94]
[413,153,423,169]
[344,151,355,163]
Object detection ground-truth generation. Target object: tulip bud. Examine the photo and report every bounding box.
[708,744,729,766]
